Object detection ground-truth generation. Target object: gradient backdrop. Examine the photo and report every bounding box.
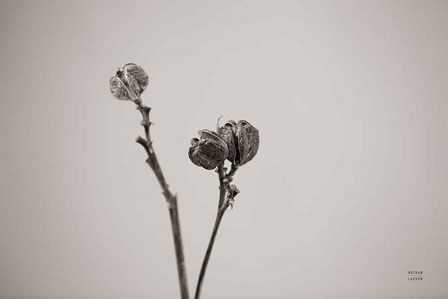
[1,1,447,298]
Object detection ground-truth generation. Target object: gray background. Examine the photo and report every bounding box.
[1,1,447,298]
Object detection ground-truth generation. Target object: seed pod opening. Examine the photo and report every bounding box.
[189,130,229,170]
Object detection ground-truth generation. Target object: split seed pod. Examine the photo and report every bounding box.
[235,120,259,165]
[217,120,237,164]
[218,120,259,166]
[189,130,229,170]
[110,63,149,102]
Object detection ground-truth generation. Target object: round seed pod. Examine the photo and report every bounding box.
[109,63,149,102]
[189,130,229,170]
[235,120,259,166]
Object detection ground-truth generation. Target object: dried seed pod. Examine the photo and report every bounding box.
[189,130,229,170]
[217,120,237,164]
[217,119,259,166]
[109,63,149,102]
[235,120,259,166]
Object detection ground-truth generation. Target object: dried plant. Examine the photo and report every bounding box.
[188,119,259,299]
[110,63,259,299]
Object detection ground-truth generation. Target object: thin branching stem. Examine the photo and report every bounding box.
[194,163,237,299]
[135,99,189,299]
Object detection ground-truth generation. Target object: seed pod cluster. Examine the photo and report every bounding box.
[110,63,149,102]
[189,119,259,170]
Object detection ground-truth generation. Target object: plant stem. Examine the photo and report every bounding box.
[194,208,227,299]
[194,164,234,299]
[135,100,189,299]
[168,196,189,299]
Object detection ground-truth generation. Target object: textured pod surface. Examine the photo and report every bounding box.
[189,130,229,170]
[109,76,131,101]
[217,121,237,164]
[123,63,149,95]
[235,120,259,165]
[109,63,149,101]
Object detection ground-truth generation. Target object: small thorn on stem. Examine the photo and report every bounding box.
[136,135,146,143]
